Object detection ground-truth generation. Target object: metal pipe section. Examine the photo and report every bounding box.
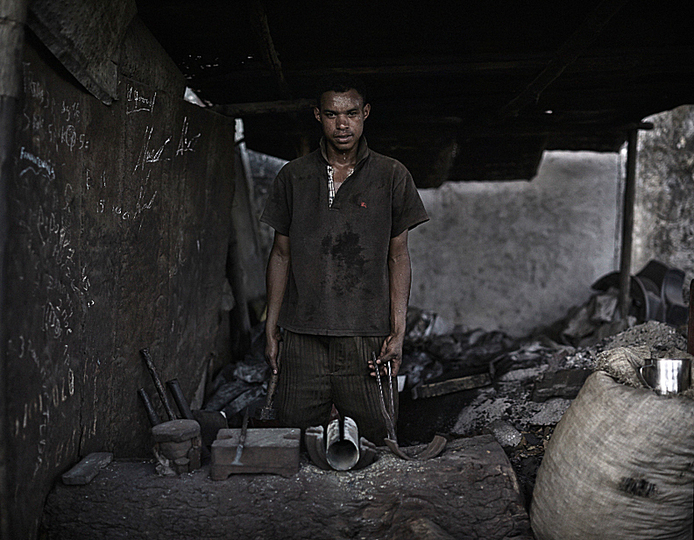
[166,379,194,420]
[325,417,360,471]
[138,388,162,426]
[0,1,29,536]
[618,129,638,320]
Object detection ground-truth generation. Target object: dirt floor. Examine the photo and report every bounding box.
[42,320,692,539]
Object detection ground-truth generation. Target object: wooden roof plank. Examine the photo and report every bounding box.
[497,0,631,120]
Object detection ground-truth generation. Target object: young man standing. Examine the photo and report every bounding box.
[260,75,428,444]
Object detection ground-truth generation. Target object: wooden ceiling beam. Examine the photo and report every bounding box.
[497,0,631,120]
[188,44,694,93]
[247,0,291,99]
[212,98,314,117]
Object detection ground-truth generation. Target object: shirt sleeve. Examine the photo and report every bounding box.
[260,165,293,236]
[391,165,429,237]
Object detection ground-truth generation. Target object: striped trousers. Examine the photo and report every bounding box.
[275,331,398,446]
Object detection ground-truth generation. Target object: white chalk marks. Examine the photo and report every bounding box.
[19,147,55,181]
[134,125,172,172]
[126,85,156,115]
[176,116,201,155]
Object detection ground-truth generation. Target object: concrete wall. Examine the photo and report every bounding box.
[408,151,623,337]
[633,105,694,299]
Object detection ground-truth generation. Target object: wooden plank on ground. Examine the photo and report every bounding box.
[412,372,491,399]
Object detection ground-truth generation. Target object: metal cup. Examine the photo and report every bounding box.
[639,358,691,396]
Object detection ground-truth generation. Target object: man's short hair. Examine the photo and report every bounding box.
[315,74,368,108]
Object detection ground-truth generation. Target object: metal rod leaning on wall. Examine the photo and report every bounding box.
[0,1,30,537]
[140,348,177,421]
[618,129,638,320]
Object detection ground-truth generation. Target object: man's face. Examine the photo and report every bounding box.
[314,89,370,155]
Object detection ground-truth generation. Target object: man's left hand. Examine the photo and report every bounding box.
[369,333,404,377]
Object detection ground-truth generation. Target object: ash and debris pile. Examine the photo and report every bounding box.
[396,286,688,503]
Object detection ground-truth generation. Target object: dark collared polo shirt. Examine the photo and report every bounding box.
[260,138,429,336]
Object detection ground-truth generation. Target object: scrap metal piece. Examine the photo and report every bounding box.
[353,437,378,470]
[61,452,113,485]
[385,435,447,461]
[416,435,447,460]
[305,425,331,470]
[326,417,360,471]
[385,438,414,460]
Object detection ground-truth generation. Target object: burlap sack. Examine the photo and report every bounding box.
[530,371,694,540]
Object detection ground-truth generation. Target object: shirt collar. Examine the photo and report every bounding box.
[319,136,370,166]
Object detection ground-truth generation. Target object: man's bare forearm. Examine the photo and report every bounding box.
[373,229,410,376]
[388,229,411,338]
[265,232,291,373]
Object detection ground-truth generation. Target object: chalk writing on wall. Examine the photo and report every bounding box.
[176,116,201,155]
[126,85,156,115]
[134,125,171,172]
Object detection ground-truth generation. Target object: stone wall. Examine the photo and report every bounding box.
[408,151,622,336]
[633,105,694,300]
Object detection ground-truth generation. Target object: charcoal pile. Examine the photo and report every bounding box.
[398,307,592,441]
[398,306,689,505]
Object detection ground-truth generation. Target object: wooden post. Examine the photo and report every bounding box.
[0,1,29,537]
[618,129,638,320]
[688,279,693,356]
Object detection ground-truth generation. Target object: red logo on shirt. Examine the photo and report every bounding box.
[360,202,367,208]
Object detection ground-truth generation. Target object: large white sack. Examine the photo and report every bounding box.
[531,371,694,540]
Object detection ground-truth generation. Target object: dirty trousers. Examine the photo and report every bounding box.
[275,331,398,446]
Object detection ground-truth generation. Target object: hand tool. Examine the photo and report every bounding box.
[231,408,250,466]
[373,352,447,461]
[374,352,397,441]
[140,348,177,421]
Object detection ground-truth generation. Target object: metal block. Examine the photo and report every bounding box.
[210,428,300,480]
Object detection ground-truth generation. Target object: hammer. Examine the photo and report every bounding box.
[257,371,279,421]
